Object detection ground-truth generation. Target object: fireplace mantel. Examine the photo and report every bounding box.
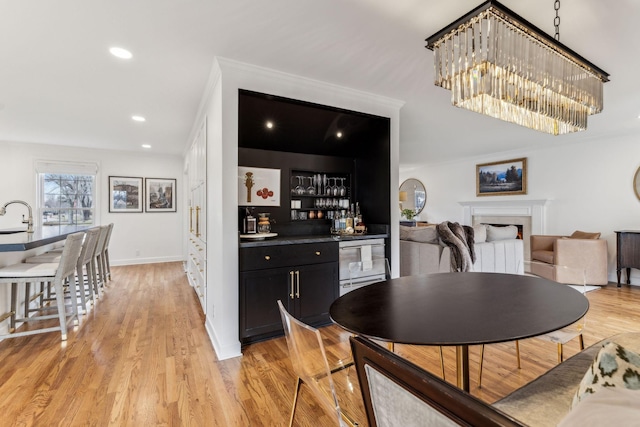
[459,199,549,235]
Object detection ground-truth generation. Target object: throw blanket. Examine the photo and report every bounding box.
[436,222,476,272]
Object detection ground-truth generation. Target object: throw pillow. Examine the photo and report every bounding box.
[559,388,640,426]
[408,225,439,244]
[399,225,439,244]
[572,341,640,408]
[473,224,487,243]
[399,225,413,241]
[570,230,601,239]
[485,225,518,242]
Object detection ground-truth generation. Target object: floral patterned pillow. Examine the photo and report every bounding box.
[572,341,640,408]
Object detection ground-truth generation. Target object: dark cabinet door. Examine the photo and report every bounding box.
[239,267,292,341]
[294,262,339,326]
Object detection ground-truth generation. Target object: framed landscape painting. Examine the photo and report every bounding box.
[109,176,143,212]
[145,178,177,212]
[477,158,527,196]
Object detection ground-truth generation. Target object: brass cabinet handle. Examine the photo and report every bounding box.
[265,255,271,261]
[189,206,194,233]
[289,271,295,299]
[195,206,201,237]
[295,270,300,298]
[315,251,321,256]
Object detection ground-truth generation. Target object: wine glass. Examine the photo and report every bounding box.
[306,176,316,195]
[295,176,305,195]
[331,178,339,196]
[338,178,346,197]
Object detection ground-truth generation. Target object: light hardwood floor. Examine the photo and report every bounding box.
[0,262,639,426]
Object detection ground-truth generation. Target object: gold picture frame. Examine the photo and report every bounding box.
[476,158,527,196]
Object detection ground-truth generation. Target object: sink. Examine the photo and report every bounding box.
[0,228,26,234]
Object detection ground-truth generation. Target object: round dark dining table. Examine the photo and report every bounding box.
[329,272,589,392]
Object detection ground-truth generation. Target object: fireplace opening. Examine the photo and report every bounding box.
[483,223,523,240]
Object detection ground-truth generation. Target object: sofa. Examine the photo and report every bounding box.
[530,231,609,285]
[493,331,640,426]
[400,224,524,276]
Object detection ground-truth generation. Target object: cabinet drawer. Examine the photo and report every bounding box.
[240,242,338,271]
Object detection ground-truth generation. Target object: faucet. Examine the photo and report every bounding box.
[0,200,34,233]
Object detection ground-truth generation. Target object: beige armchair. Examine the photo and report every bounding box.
[529,231,609,285]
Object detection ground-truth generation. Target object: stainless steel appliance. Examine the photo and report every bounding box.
[338,238,387,296]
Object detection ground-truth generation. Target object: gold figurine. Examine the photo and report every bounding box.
[244,172,254,203]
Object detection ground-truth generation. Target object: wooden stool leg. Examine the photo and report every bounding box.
[24,282,31,318]
[67,274,79,325]
[54,279,69,341]
[39,282,45,307]
[10,282,17,332]
[76,266,87,313]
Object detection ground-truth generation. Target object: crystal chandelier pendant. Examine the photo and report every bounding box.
[426,1,609,135]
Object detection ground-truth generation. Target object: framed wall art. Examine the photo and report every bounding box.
[477,158,527,196]
[238,166,280,206]
[109,176,143,213]
[145,178,177,212]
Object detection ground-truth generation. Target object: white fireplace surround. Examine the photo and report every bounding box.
[459,200,549,260]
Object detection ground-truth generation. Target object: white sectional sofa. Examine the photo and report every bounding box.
[399,223,524,276]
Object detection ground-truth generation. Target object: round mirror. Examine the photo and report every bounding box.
[635,167,640,201]
[399,178,427,215]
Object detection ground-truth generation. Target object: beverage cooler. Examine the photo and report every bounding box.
[338,238,387,296]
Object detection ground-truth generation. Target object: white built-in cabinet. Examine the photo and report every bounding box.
[186,119,207,312]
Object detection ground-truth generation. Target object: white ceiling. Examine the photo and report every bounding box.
[1,0,637,166]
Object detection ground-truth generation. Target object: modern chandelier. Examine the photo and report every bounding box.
[425,0,609,135]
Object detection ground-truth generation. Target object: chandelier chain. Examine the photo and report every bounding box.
[554,0,561,41]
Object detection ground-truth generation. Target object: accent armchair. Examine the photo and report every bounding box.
[529,231,608,285]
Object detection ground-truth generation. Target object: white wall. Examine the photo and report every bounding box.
[400,133,640,285]
[0,140,184,266]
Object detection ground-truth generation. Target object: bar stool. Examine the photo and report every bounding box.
[103,223,114,281]
[0,232,84,341]
[92,225,110,296]
[25,227,101,313]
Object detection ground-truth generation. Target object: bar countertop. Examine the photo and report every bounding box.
[0,227,85,252]
[239,233,388,248]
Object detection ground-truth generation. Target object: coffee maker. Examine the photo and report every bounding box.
[243,207,256,234]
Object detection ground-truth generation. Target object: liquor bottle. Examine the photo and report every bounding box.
[339,210,347,231]
[355,202,362,226]
[345,206,354,229]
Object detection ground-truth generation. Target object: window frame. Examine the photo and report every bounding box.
[35,160,100,232]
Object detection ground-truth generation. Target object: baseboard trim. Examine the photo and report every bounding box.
[206,316,242,361]
[111,256,185,266]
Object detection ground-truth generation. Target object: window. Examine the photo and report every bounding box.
[36,161,98,233]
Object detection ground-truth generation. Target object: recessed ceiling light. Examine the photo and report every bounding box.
[266,121,274,129]
[142,144,151,149]
[110,47,132,59]
[336,131,343,138]
[132,115,146,122]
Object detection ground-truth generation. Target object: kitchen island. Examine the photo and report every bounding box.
[0,226,85,252]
